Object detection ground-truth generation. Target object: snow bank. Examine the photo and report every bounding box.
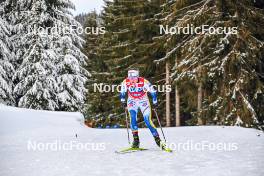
[0,105,84,135]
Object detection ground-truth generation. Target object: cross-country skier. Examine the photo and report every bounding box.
[120,68,166,150]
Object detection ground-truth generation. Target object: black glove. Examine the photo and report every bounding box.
[121,102,127,109]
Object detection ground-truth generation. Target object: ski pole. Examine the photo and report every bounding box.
[153,108,167,143]
[124,109,131,144]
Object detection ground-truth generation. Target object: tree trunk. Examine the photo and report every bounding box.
[197,80,203,125]
[197,65,203,125]
[175,84,180,126]
[166,62,171,127]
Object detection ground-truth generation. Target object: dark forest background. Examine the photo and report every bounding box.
[79,0,264,130]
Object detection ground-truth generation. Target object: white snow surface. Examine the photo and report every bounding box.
[0,105,264,176]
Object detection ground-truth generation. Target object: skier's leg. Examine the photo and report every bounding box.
[139,99,169,150]
[127,99,138,132]
[139,99,159,137]
[127,99,139,148]
[128,110,138,133]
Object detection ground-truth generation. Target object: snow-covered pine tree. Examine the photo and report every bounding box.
[157,0,264,129]
[56,30,89,111]
[5,0,88,111]
[0,3,15,105]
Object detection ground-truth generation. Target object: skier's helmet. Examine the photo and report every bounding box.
[128,69,139,78]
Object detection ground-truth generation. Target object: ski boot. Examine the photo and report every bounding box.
[131,132,140,148]
[154,135,172,152]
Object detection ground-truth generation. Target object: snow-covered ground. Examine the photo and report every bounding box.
[0,105,264,176]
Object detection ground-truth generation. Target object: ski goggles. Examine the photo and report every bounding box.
[128,70,139,78]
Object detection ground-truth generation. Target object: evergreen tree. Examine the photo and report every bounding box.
[56,31,88,111]
[85,0,165,127]
[83,7,117,127]
[75,13,89,27]
[4,0,88,111]
[83,11,110,125]
[156,0,264,129]
[0,3,15,105]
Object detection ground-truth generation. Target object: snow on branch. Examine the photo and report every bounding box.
[238,91,259,124]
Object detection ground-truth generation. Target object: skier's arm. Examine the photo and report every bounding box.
[120,80,127,104]
[144,79,157,105]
